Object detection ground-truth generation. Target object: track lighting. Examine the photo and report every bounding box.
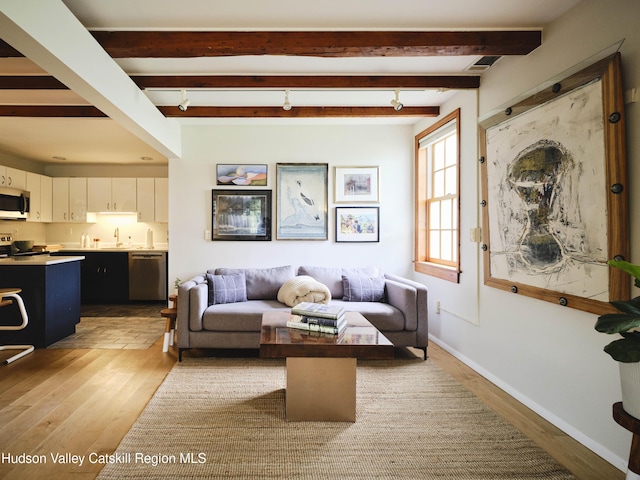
[282,90,292,111]
[178,89,190,112]
[390,89,403,111]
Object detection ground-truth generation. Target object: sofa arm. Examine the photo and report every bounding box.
[177,274,207,347]
[385,279,418,330]
[384,273,428,346]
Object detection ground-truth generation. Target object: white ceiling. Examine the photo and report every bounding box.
[0,0,582,166]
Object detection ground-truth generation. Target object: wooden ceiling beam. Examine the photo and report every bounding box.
[0,105,438,118]
[0,106,106,116]
[157,106,439,118]
[0,30,541,58]
[0,74,479,90]
[132,75,480,89]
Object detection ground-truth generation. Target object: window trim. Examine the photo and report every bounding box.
[414,109,461,283]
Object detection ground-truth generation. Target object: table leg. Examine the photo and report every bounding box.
[286,357,356,422]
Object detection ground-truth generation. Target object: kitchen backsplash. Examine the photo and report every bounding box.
[0,213,168,248]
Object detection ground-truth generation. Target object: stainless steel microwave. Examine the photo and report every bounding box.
[0,187,30,220]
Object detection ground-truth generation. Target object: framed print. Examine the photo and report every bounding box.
[335,206,380,243]
[479,53,629,314]
[216,164,267,186]
[334,166,380,203]
[211,189,271,241]
[276,163,328,240]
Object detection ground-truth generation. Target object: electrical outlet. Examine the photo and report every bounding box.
[204,230,211,240]
[435,300,441,314]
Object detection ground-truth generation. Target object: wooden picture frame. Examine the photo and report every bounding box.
[211,189,272,241]
[335,206,380,243]
[276,163,328,240]
[479,53,629,314]
[334,166,380,203]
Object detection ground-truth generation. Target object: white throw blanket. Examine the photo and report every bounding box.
[277,275,332,307]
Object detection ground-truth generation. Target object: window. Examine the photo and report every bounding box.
[414,109,460,282]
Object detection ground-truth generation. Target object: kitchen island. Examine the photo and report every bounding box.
[0,255,84,348]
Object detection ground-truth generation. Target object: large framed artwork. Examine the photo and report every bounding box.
[211,189,272,241]
[276,163,328,240]
[479,53,629,315]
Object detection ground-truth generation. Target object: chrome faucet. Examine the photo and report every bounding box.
[114,227,120,245]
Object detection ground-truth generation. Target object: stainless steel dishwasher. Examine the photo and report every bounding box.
[128,251,167,301]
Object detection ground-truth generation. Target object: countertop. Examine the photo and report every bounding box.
[58,244,168,253]
[0,255,85,266]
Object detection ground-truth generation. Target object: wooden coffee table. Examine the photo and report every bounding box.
[260,310,394,422]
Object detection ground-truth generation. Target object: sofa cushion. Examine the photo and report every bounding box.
[342,275,386,302]
[213,265,295,300]
[331,299,405,332]
[206,273,247,305]
[202,300,289,332]
[297,266,383,298]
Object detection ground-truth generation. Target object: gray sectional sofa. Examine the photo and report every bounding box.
[176,265,428,361]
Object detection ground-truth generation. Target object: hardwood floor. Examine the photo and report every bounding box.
[0,330,624,479]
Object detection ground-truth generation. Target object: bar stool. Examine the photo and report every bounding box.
[160,294,177,353]
[0,288,34,364]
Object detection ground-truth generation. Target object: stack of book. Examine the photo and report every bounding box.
[287,301,346,335]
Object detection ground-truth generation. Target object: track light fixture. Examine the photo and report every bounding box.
[390,89,403,111]
[178,89,191,112]
[282,90,292,111]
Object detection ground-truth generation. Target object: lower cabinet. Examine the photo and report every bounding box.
[60,252,129,303]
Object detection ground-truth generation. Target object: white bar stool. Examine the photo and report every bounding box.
[0,288,34,364]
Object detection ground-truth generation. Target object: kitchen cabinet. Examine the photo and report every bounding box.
[0,166,26,190]
[0,258,82,348]
[87,177,136,212]
[52,177,87,222]
[154,178,168,223]
[26,172,52,223]
[136,178,155,222]
[61,251,129,303]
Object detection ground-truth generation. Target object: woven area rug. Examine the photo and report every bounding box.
[48,316,165,349]
[97,357,575,479]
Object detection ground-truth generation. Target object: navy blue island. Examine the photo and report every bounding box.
[0,255,84,348]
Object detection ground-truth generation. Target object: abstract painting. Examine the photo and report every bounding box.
[480,54,629,314]
[276,163,328,240]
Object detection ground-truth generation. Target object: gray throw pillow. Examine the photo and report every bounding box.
[342,275,386,302]
[206,273,247,305]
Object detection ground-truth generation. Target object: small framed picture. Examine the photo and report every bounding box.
[334,166,379,203]
[216,164,267,186]
[335,206,380,243]
[212,189,272,241]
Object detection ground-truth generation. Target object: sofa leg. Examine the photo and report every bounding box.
[178,348,186,362]
[419,347,427,361]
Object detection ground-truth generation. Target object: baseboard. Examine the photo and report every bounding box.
[428,334,627,472]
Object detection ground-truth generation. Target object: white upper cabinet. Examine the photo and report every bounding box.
[87,177,136,212]
[154,178,168,223]
[0,166,27,190]
[136,178,155,222]
[52,177,87,222]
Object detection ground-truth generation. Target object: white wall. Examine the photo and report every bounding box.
[169,124,414,286]
[417,0,639,470]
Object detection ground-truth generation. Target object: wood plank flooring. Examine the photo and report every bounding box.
[0,317,625,479]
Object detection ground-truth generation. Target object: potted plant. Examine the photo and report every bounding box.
[594,259,640,418]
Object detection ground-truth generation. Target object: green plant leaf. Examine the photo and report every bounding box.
[604,337,640,363]
[609,260,640,288]
[610,297,640,315]
[595,313,640,334]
